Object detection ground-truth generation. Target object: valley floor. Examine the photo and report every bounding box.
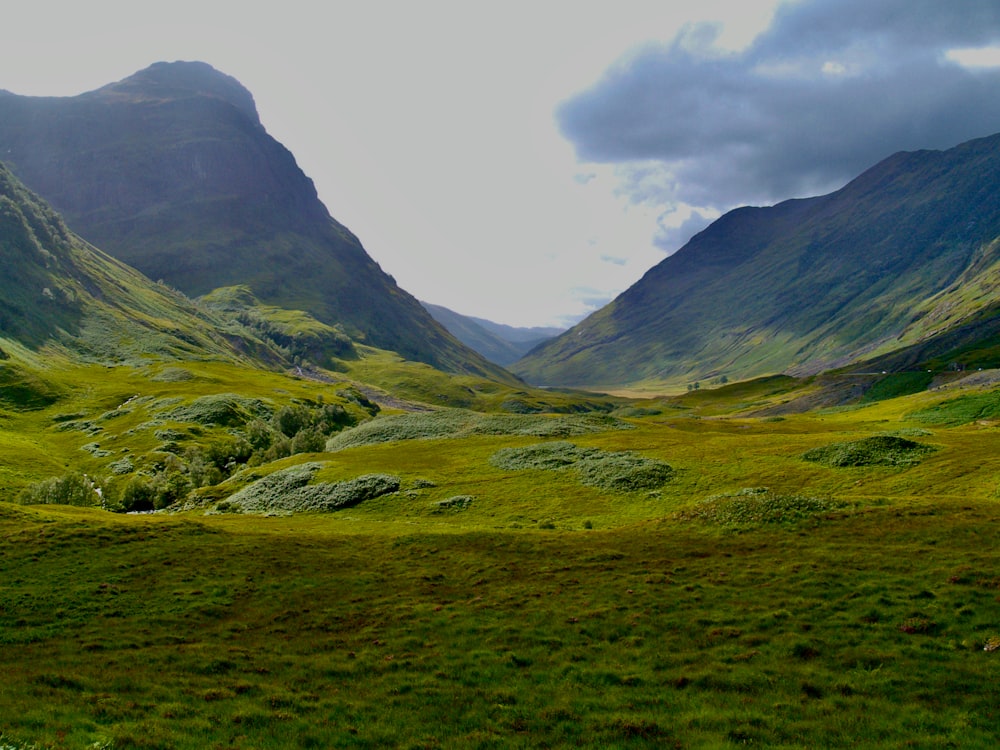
[3,373,1000,748]
[2,496,1000,747]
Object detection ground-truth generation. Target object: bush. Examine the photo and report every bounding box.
[327,410,632,452]
[676,487,847,528]
[432,495,473,512]
[222,463,400,513]
[18,473,100,506]
[117,475,156,513]
[165,394,270,427]
[802,435,936,467]
[489,441,594,471]
[575,452,674,492]
[489,441,673,493]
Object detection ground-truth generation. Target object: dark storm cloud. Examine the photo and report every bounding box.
[558,0,1000,235]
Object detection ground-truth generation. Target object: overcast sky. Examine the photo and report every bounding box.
[3,1,1000,327]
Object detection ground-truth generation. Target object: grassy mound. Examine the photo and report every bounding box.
[676,487,848,528]
[165,393,271,427]
[325,409,631,451]
[220,463,400,514]
[802,435,937,467]
[489,441,673,493]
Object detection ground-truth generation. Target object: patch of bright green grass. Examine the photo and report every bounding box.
[908,388,1000,426]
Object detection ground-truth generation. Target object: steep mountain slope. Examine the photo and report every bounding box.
[0,160,258,366]
[0,61,510,381]
[516,133,1000,387]
[421,301,562,366]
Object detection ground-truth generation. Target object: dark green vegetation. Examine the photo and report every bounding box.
[0,62,507,379]
[801,435,937,468]
[517,133,1000,388]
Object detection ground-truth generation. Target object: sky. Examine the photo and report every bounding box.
[3,1,1000,328]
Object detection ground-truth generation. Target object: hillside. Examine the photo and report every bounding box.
[0,61,511,381]
[421,301,562,366]
[0,161,262,367]
[515,132,1000,388]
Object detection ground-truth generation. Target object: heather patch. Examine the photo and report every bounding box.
[326,409,631,451]
[802,435,936,467]
[220,463,400,514]
[489,441,672,493]
[676,487,848,528]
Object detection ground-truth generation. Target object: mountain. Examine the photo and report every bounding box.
[0,61,511,381]
[421,302,562,366]
[0,160,260,366]
[515,132,1000,388]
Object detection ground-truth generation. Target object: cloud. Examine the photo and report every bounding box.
[557,0,1000,223]
[654,209,717,253]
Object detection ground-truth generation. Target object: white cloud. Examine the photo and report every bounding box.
[947,46,1000,68]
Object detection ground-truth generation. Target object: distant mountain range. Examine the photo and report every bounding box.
[0,61,511,382]
[421,302,562,366]
[5,60,1000,396]
[515,132,1000,388]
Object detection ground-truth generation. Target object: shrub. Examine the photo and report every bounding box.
[575,452,674,492]
[676,487,847,528]
[802,435,936,467]
[108,456,135,475]
[18,473,100,507]
[291,427,326,454]
[222,463,400,513]
[489,441,673,493]
[489,441,594,471]
[117,475,156,513]
[165,394,270,427]
[432,495,473,512]
[327,410,633,452]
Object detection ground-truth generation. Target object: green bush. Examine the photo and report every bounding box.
[165,394,270,427]
[18,473,100,507]
[676,487,847,528]
[489,441,673,493]
[327,410,632,452]
[222,463,400,514]
[575,452,674,492]
[489,441,594,471]
[802,435,936,467]
[432,495,473,512]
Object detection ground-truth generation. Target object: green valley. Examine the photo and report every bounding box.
[3,60,1000,750]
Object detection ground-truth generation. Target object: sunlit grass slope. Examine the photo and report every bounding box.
[4,373,1000,747]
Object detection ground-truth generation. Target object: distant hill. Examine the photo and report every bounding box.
[421,302,562,366]
[515,132,1000,388]
[0,61,512,382]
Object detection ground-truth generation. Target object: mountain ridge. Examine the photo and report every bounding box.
[0,61,514,383]
[421,301,562,366]
[515,132,1000,387]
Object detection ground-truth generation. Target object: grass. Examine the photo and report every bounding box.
[1,499,1000,748]
[4,352,1000,746]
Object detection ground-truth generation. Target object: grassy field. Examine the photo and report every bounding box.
[3,367,1000,748]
